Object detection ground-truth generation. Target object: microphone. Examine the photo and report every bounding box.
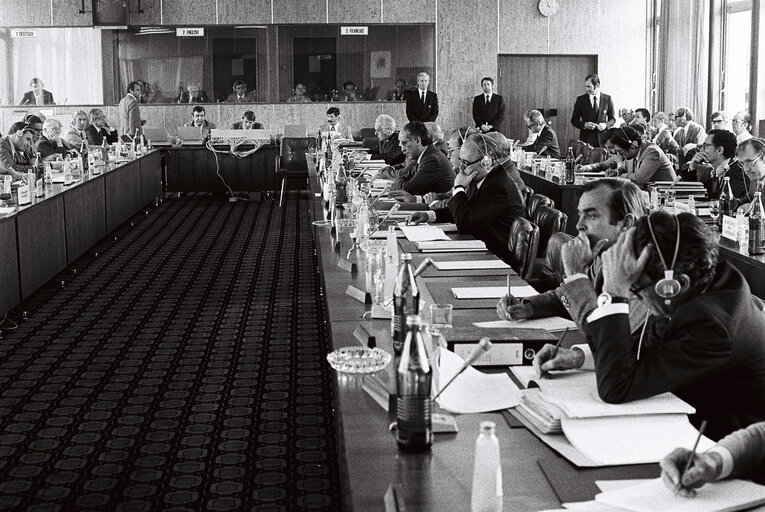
[63,98,68,105]
[574,154,584,164]
[369,183,391,208]
[372,203,401,232]
[412,257,433,278]
[537,145,548,156]
[433,337,493,400]
[21,99,30,106]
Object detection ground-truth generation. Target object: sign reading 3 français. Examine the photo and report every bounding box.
[176,28,205,37]
[341,26,368,36]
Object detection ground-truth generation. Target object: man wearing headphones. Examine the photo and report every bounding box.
[534,211,765,441]
[406,133,524,265]
[694,130,750,201]
[738,138,765,198]
[591,125,676,187]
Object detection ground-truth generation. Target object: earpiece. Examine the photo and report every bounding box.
[646,213,682,304]
[478,134,492,168]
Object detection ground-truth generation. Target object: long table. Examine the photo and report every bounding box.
[0,151,162,317]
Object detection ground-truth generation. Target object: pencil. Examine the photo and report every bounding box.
[506,274,511,299]
[541,328,569,379]
[675,420,708,494]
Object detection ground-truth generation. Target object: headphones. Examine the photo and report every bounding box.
[615,125,639,150]
[644,213,682,304]
[468,134,492,168]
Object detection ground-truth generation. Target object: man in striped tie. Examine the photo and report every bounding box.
[224,80,256,103]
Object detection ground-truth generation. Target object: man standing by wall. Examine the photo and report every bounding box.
[119,82,142,137]
[406,72,438,122]
[472,77,505,133]
[571,73,615,147]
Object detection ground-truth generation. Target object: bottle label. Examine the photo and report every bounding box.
[396,396,432,450]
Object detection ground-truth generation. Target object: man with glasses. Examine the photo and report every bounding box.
[521,109,560,158]
[694,130,749,201]
[388,121,453,202]
[405,133,523,264]
[737,138,765,198]
[732,111,753,145]
[370,114,404,166]
[709,111,731,131]
[86,109,119,146]
[531,210,765,441]
[0,124,36,180]
[63,110,90,149]
[673,107,706,177]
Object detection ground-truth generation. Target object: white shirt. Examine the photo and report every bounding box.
[419,89,427,101]
[737,131,753,144]
[589,91,601,109]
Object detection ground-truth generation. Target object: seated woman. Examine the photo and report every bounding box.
[286,83,312,103]
[579,125,676,187]
[36,118,78,161]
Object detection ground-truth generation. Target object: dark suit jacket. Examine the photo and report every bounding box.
[176,91,211,104]
[406,90,439,122]
[231,121,264,129]
[225,93,257,103]
[21,90,55,105]
[392,144,454,195]
[36,136,75,160]
[0,136,31,172]
[371,132,405,166]
[433,165,525,264]
[700,160,751,202]
[85,125,119,146]
[525,125,560,158]
[472,94,505,131]
[571,92,615,147]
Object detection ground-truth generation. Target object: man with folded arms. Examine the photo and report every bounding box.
[532,211,765,441]
[387,121,454,203]
[370,114,404,166]
[0,124,36,180]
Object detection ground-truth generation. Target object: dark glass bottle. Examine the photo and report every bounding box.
[396,314,432,452]
[392,253,419,355]
[749,192,765,255]
[719,176,735,229]
[565,146,575,184]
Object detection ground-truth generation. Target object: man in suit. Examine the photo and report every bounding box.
[388,121,454,201]
[232,111,263,130]
[570,73,615,147]
[0,125,36,180]
[176,83,210,104]
[119,81,142,137]
[405,72,438,122]
[522,109,560,158]
[224,80,257,103]
[673,107,706,176]
[85,108,119,146]
[694,130,750,202]
[370,114,404,166]
[737,138,765,200]
[20,78,55,106]
[472,77,505,133]
[651,112,679,155]
[405,133,524,265]
[732,111,754,145]
[183,106,216,140]
[320,107,354,140]
[385,79,407,101]
[62,110,90,149]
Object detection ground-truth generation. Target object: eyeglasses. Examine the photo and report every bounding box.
[701,142,715,149]
[740,155,763,168]
[526,122,537,129]
[711,118,725,124]
[458,157,483,170]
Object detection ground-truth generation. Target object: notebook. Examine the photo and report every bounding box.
[177,126,205,145]
[142,127,171,146]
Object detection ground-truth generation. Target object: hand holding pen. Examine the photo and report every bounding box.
[532,327,586,378]
[660,421,722,498]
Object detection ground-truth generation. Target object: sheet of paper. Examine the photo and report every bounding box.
[595,477,765,512]
[399,225,450,242]
[561,502,624,511]
[433,223,458,232]
[452,285,537,300]
[509,366,539,388]
[433,260,511,270]
[416,240,487,251]
[595,480,652,493]
[435,348,521,413]
[562,414,715,465]
[0,207,16,215]
[474,317,577,332]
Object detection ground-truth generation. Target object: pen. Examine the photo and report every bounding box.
[541,328,569,380]
[675,420,708,494]
[506,274,511,299]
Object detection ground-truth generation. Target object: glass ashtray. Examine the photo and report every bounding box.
[358,239,387,255]
[334,218,355,229]
[326,346,391,374]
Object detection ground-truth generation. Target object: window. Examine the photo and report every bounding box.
[722,0,752,112]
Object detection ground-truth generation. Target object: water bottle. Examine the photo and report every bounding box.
[391,253,419,355]
[386,226,398,264]
[719,176,734,228]
[749,192,765,255]
[396,315,432,452]
[736,209,749,249]
[687,195,695,214]
[80,140,88,171]
[564,147,575,184]
[471,421,503,512]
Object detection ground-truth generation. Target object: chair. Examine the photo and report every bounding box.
[532,205,568,257]
[526,193,554,221]
[535,231,575,291]
[362,137,380,153]
[521,186,534,208]
[277,137,315,207]
[569,139,592,165]
[507,217,540,281]
[284,124,307,137]
[359,128,376,140]
[588,147,609,164]
[667,152,680,173]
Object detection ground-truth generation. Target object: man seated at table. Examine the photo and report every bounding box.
[425,122,448,157]
[36,118,78,161]
[738,138,765,198]
[0,123,36,180]
[232,111,263,130]
[498,178,647,330]
[85,108,119,146]
[406,133,524,265]
[486,131,526,201]
[370,114,404,166]
[385,79,407,101]
[532,210,765,441]
[225,80,256,103]
[387,121,454,203]
[184,106,216,139]
[692,129,750,202]
[661,421,765,496]
[62,110,90,149]
[320,107,354,140]
[521,109,560,158]
[176,83,210,104]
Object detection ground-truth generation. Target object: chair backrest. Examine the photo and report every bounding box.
[532,205,569,257]
[569,139,592,163]
[359,128,376,139]
[362,137,380,152]
[526,193,554,220]
[588,147,609,164]
[538,231,575,289]
[280,137,315,171]
[284,124,307,137]
[507,217,540,281]
[667,152,680,172]
[521,186,534,207]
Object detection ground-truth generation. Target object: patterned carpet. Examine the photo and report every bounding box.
[0,193,346,511]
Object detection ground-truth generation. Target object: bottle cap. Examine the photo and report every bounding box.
[388,225,396,232]
[405,314,422,327]
[479,421,496,433]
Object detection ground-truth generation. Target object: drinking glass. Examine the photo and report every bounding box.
[429,304,453,349]
[709,200,720,228]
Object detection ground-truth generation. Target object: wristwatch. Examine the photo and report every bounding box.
[597,292,629,307]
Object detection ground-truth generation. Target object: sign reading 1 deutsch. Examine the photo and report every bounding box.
[177,28,205,37]
[341,26,368,36]
[11,29,39,38]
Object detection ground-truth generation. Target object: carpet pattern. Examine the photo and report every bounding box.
[0,194,345,511]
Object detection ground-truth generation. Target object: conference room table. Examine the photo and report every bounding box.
[311,188,662,511]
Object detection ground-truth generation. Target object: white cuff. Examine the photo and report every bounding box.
[707,446,734,480]
[427,200,440,208]
[586,303,629,323]
[452,186,466,195]
[415,195,424,203]
[571,344,595,370]
[426,210,437,223]
[563,273,588,284]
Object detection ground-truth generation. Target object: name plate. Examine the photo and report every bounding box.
[176,27,204,37]
[674,201,690,213]
[336,257,357,274]
[11,29,39,38]
[341,26,368,35]
[721,215,737,241]
[345,284,371,304]
[17,185,31,205]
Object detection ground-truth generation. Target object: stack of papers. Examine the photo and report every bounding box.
[474,317,577,332]
[452,285,536,300]
[516,388,564,434]
[415,240,487,252]
[399,225,450,242]
[433,260,511,271]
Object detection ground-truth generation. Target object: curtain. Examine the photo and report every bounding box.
[656,0,710,119]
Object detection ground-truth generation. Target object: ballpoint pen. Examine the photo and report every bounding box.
[675,420,708,494]
[540,327,569,379]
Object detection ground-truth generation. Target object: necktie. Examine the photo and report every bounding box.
[592,96,598,115]
[485,95,489,105]
[421,92,426,104]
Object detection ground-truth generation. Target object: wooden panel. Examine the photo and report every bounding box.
[165,148,213,192]
[17,196,67,299]
[329,0,381,23]
[162,0,216,25]
[127,0,162,27]
[165,146,279,192]
[105,160,143,233]
[140,151,163,206]
[548,1,599,54]
[718,243,765,299]
[52,0,93,26]
[0,0,51,26]
[0,216,20,316]
[217,0,271,24]
[272,0,326,24]
[498,0,548,53]
[63,178,107,264]
[382,0,435,23]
